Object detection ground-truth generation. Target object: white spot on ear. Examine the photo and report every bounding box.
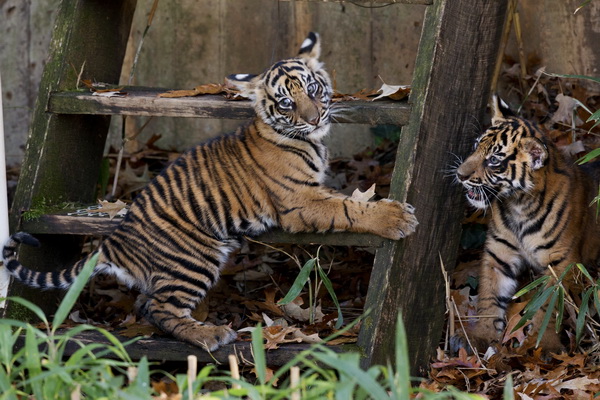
[500,98,510,109]
[234,74,250,80]
[300,38,313,51]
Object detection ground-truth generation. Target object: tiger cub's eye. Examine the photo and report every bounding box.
[488,155,501,166]
[278,98,294,110]
[307,82,319,96]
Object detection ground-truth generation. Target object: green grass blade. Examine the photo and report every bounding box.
[251,324,267,385]
[309,351,389,399]
[546,72,600,84]
[536,289,558,348]
[395,313,411,399]
[316,265,343,329]
[503,374,514,400]
[277,258,316,305]
[52,252,99,333]
[24,325,43,398]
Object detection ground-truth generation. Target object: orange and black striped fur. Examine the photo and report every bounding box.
[3,33,418,351]
[450,96,600,354]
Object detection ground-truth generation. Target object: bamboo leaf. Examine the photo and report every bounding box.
[576,287,593,345]
[277,258,316,305]
[556,287,564,332]
[513,276,549,299]
[316,265,343,329]
[536,289,558,348]
[577,148,600,165]
[576,263,594,282]
[514,287,553,332]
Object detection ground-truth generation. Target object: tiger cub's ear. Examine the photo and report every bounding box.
[298,32,321,60]
[490,94,515,125]
[521,137,548,170]
[225,73,260,100]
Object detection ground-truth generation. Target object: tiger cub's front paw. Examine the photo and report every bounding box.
[195,325,237,352]
[377,199,418,240]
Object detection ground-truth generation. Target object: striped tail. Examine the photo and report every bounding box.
[2,232,94,290]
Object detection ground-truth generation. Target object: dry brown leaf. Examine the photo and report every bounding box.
[251,366,279,387]
[351,183,376,202]
[98,199,128,220]
[553,376,600,392]
[158,83,228,98]
[326,336,357,346]
[280,297,324,323]
[191,300,209,322]
[372,83,410,101]
[262,326,302,350]
[551,93,583,125]
[292,329,323,344]
[118,323,161,338]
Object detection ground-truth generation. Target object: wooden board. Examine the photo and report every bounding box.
[7,0,138,319]
[48,88,411,125]
[14,329,348,366]
[358,0,509,373]
[21,212,385,247]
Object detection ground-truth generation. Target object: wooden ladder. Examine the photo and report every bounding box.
[6,0,508,373]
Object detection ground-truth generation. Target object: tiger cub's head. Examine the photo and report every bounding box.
[226,32,332,141]
[456,95,550,209]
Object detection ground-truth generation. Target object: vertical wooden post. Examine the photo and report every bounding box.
[5,0,137,318]
[358,0,509,373]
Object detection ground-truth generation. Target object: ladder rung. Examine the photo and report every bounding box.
[15,329,350,365]
[48,87,411,126]
[281,0,432,4]
[21,212,386,247]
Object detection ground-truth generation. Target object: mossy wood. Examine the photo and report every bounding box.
[6,0,137,318]
[358,0,509,373]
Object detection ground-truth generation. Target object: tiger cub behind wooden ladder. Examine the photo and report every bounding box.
[450,95,600,354]
[3,32,418,351]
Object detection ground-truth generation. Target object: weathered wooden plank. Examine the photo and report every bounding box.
[7,0,137,319]
[280,0,433,4]
[14,329,348,365]
[48,88,411,125]
[21,213,385,247]
[358,0,508,373]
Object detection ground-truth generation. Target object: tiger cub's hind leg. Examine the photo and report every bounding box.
[135,293,237,351]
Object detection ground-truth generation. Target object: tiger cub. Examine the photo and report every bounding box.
[450,95,600,354]
[3,32,418,351]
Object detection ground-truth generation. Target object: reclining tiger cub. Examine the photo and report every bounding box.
[2,33,418,351]
[451,95,600,354]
